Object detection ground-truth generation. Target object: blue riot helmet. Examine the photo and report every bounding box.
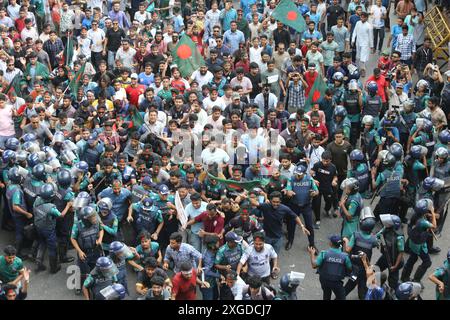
[389,143,404,160]
[56,169,72,188]
[402,99,414,113]
[60,149,77,164]
[32,163,47,181]
[435,147,449,160]
[382,152,396,168]
[416,79,429,93]
[410,145,426,160]
[101,283,127,300]
[367,81,378,95]
[73,191,91,210]
[349,149,365,162]
[2,150,16,163]
[348,68,360,81]
[422,177,445,192]
[22,133,37,143]
[333,105,347,119]
[52,131,65,145]
[415,198,433,216]
[15,150,28,163]
[8,167,23,184]
[332,72,344,82]
[438,129,450,144]
[23,141,40,153]
[348,79,359,91]
[5,137,20,151]
[380,214,402,230]
[95,257,118,278]
[75,161,89,174]
[109,241,133,258]
[142,197,154,211]
[293,164,307,176]
[39,183,56,201]
[97,198,113,214]
[396,282,422,300]
[359,207,376,232]
[111,284,126,300]
[78,206,97,223]
[421,119,433,133]
[280,271,303,294]
[27,153,41,167]
[43,146,58,161]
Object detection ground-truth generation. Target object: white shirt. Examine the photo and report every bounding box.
[206,115,225,131]
[134,11,151,25]
[193,109,208,128]
[21,27,39,42]
[351,21,374,47]
[240,244,277,278]
[305,145,325,172]
[249,46,263,65]
[203,96,226,114]
[190,70,214,88]
[370,5,387,28]
[87,28,106,52]
[201,147,230,166]
[115,47,137,70]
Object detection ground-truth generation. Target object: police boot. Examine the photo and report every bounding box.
[58,244,75,263]
[16,240,28,261]
[49,256,61,274]
[34,245,47,273]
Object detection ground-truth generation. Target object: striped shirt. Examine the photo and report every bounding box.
[164,243,202,273]
[395,34,416,61]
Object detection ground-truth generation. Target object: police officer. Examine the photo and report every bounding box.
[128,197,164,239]
[98,198,118,255]
[363,81,382,129]
[343,79,363,145]
[433,148,450,180]
[109,241,141,295]
[401,199,437,285]
[5,167,33,259]
[347,149,370,198]
[329,106,351,141]
[81,134,104,176]
[54,169,75,264]
[214,232,244,275]
[308,234,352,300]
[343,210,378,299]
[428,250,450,300]
[436,129,450,152]
[329,72,345,105]
[71,206,104,295]
[395,281,423,300]
[339,178,363,240]
[361,115,383,167]
[72,161,91,193]
[130,175,153,204]
[372,152,402,218]
[284,164,319,251]
[33,183,69,274]
[23,163,48,210]
[90,158,122,197]
[398,99,417,147]
[409,118,434,167]
[389,142,405,176]
[276,272,302,300]
[82,256,119,300]
[376,214,405,290]
[117,155,138,187]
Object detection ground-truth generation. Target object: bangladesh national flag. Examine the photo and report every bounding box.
[272,0,307,34]
[171,34,205,78]
[4,74,23,96]
[130,110,145,131]
[68,63,86,96]
[65,36,74,66]
[207,173,270,192]
[304,76,328,112]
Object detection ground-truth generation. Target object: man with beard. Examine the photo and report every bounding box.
[190,65,213,89]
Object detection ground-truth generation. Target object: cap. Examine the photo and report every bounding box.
[158,184,170,194]
[232,92,241,100]
[130,73,138,79]
[142,175,152,186]
[329,234,342,245]
[308,62,316,68]
[225,231,243,243]
[396,83,404,89]
[87,135,97,144]
[381,49,390,56]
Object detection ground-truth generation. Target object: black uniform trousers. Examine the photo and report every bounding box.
[320,277,346,300]
[401,249,432,283]
[312,190,334,221]
[375,255,404,289]
[374,197,400,220]
[287,203,314,246]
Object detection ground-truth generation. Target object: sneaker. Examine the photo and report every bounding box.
[314,221,320,229]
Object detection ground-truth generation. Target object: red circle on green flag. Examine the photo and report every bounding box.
[287,11,298,21]
[177,44,192,60]
[312,90,321,102]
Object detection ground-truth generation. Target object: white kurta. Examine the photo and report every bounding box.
[351,21,374,63]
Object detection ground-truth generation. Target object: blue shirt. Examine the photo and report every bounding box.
[173,15,184,33]
[307,12,321,27]
[220,8,238,31]
[163,243,202,273]
[98,187,132,221]
[138,72,155,87]
[302,30,323,42]
[241,0,257,17]
[391,25,403,50]
[223,29,245,54]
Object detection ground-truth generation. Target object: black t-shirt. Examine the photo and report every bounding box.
[136,268,169,289]
[246,72,262,99]
[257,203,297,239]
[105,28,126,51]
[312,161,337,193]
[143,54,165,70]
[326,141,352,175]
[326,6,345,27]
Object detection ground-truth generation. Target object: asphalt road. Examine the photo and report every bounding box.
[1,3,449,301]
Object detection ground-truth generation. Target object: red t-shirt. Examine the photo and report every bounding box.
[366,75,388,103]
[172,269,198,300]
[304,70,318,97]
[125,84,145,107]
[194,211,225,235]
[308,122,329,139]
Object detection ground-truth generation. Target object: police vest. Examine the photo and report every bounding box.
[434,161,450,180]
[409,218,429,245]
[33,202,57,231]
[6,185,27,219]
[383,228,404,266]
[363,130,378,157]
[399,112,416,134]
[131,185,149,203]
[291,175,313,206]
[364,96,382,117]
[137,207,159,234]
[418,133,435,159]
[353,164,369,193]
[352,231,377,262]
[344,92,360,115]
[77,221,100,250]
[379,170,401,198]
[23,177,42,209]
[346,193,362,217]
[83,147,101,169]
[92,274,114,300]
[319,250,348,281]
[54,187,70,212]
[101,213,117,245]
[223,245,243,270]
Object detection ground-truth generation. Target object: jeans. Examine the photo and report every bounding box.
[373,28,385,51]
[312,191,334,221]
[344,264,368,300]
[265,236,283,255]
[188,230,202,253]
[200,279,218,300]
[0,134,16,149]
[107,50,116,70]
[91,52,104,71]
